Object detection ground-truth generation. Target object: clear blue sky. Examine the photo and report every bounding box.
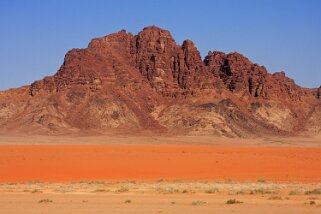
[1,0,321,90]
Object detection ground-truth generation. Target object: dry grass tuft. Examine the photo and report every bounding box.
[268,196,282,200]
[305,188,321,195]
[205,188,219,194]
[116,187,129,193]
[38,199,53,204]
[192,200,206,206]
[226,199,243,204]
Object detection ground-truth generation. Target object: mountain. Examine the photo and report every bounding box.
[0,26,320,137]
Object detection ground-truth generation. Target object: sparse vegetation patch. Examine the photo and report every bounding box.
[205,188,219,194]
[256,178,267,183]
[268,196,282,200]
[226,199,243,204]
[305,188,321,195]
[38,199,53,204]
[192,200,206,206]
[116,187,129,193]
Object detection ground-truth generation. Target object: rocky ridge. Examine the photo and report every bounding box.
[0,26,320,137]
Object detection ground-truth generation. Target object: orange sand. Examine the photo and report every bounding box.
[0,144,320,182]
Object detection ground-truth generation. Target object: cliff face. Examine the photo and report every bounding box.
[0,26,320,137]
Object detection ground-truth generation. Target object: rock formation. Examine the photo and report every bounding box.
[0,26,320,137]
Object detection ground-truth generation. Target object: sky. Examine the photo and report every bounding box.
[0,0,321,90]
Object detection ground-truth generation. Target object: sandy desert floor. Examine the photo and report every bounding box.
[0,181,321,214]
[0,135,320,213]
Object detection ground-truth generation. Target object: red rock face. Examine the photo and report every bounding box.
[204,52,268,97]
[1,26,320,136]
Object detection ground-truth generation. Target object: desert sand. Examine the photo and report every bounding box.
[1,143,321,182]
[0,135,320,213]
[0,181,321,214]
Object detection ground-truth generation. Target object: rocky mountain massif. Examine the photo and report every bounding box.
[0,26,320,137]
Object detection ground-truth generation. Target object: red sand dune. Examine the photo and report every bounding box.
[0,144,320,182]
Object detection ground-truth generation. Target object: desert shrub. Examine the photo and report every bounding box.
[8,182,17,185]
[38,199,53,203]
[205,188,219,194]
[124,199,131,203]
[80,180,105,185]
[236,190,246,195]
[250,188,278,195]
[268,196,282,200]
[192,200,206,206]
[257,178,267,183]
[31,189,42,194]
[117,187,129,193]
[181,189,188,194]
[305,188,321,195]
[226,199,243,204]
[93,189,107,193]
[288,190,301,195]
[158,187,179,194]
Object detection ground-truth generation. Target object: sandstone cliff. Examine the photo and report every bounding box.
[0,26,320,137]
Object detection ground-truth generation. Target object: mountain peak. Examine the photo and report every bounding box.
[0,26,320,137]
